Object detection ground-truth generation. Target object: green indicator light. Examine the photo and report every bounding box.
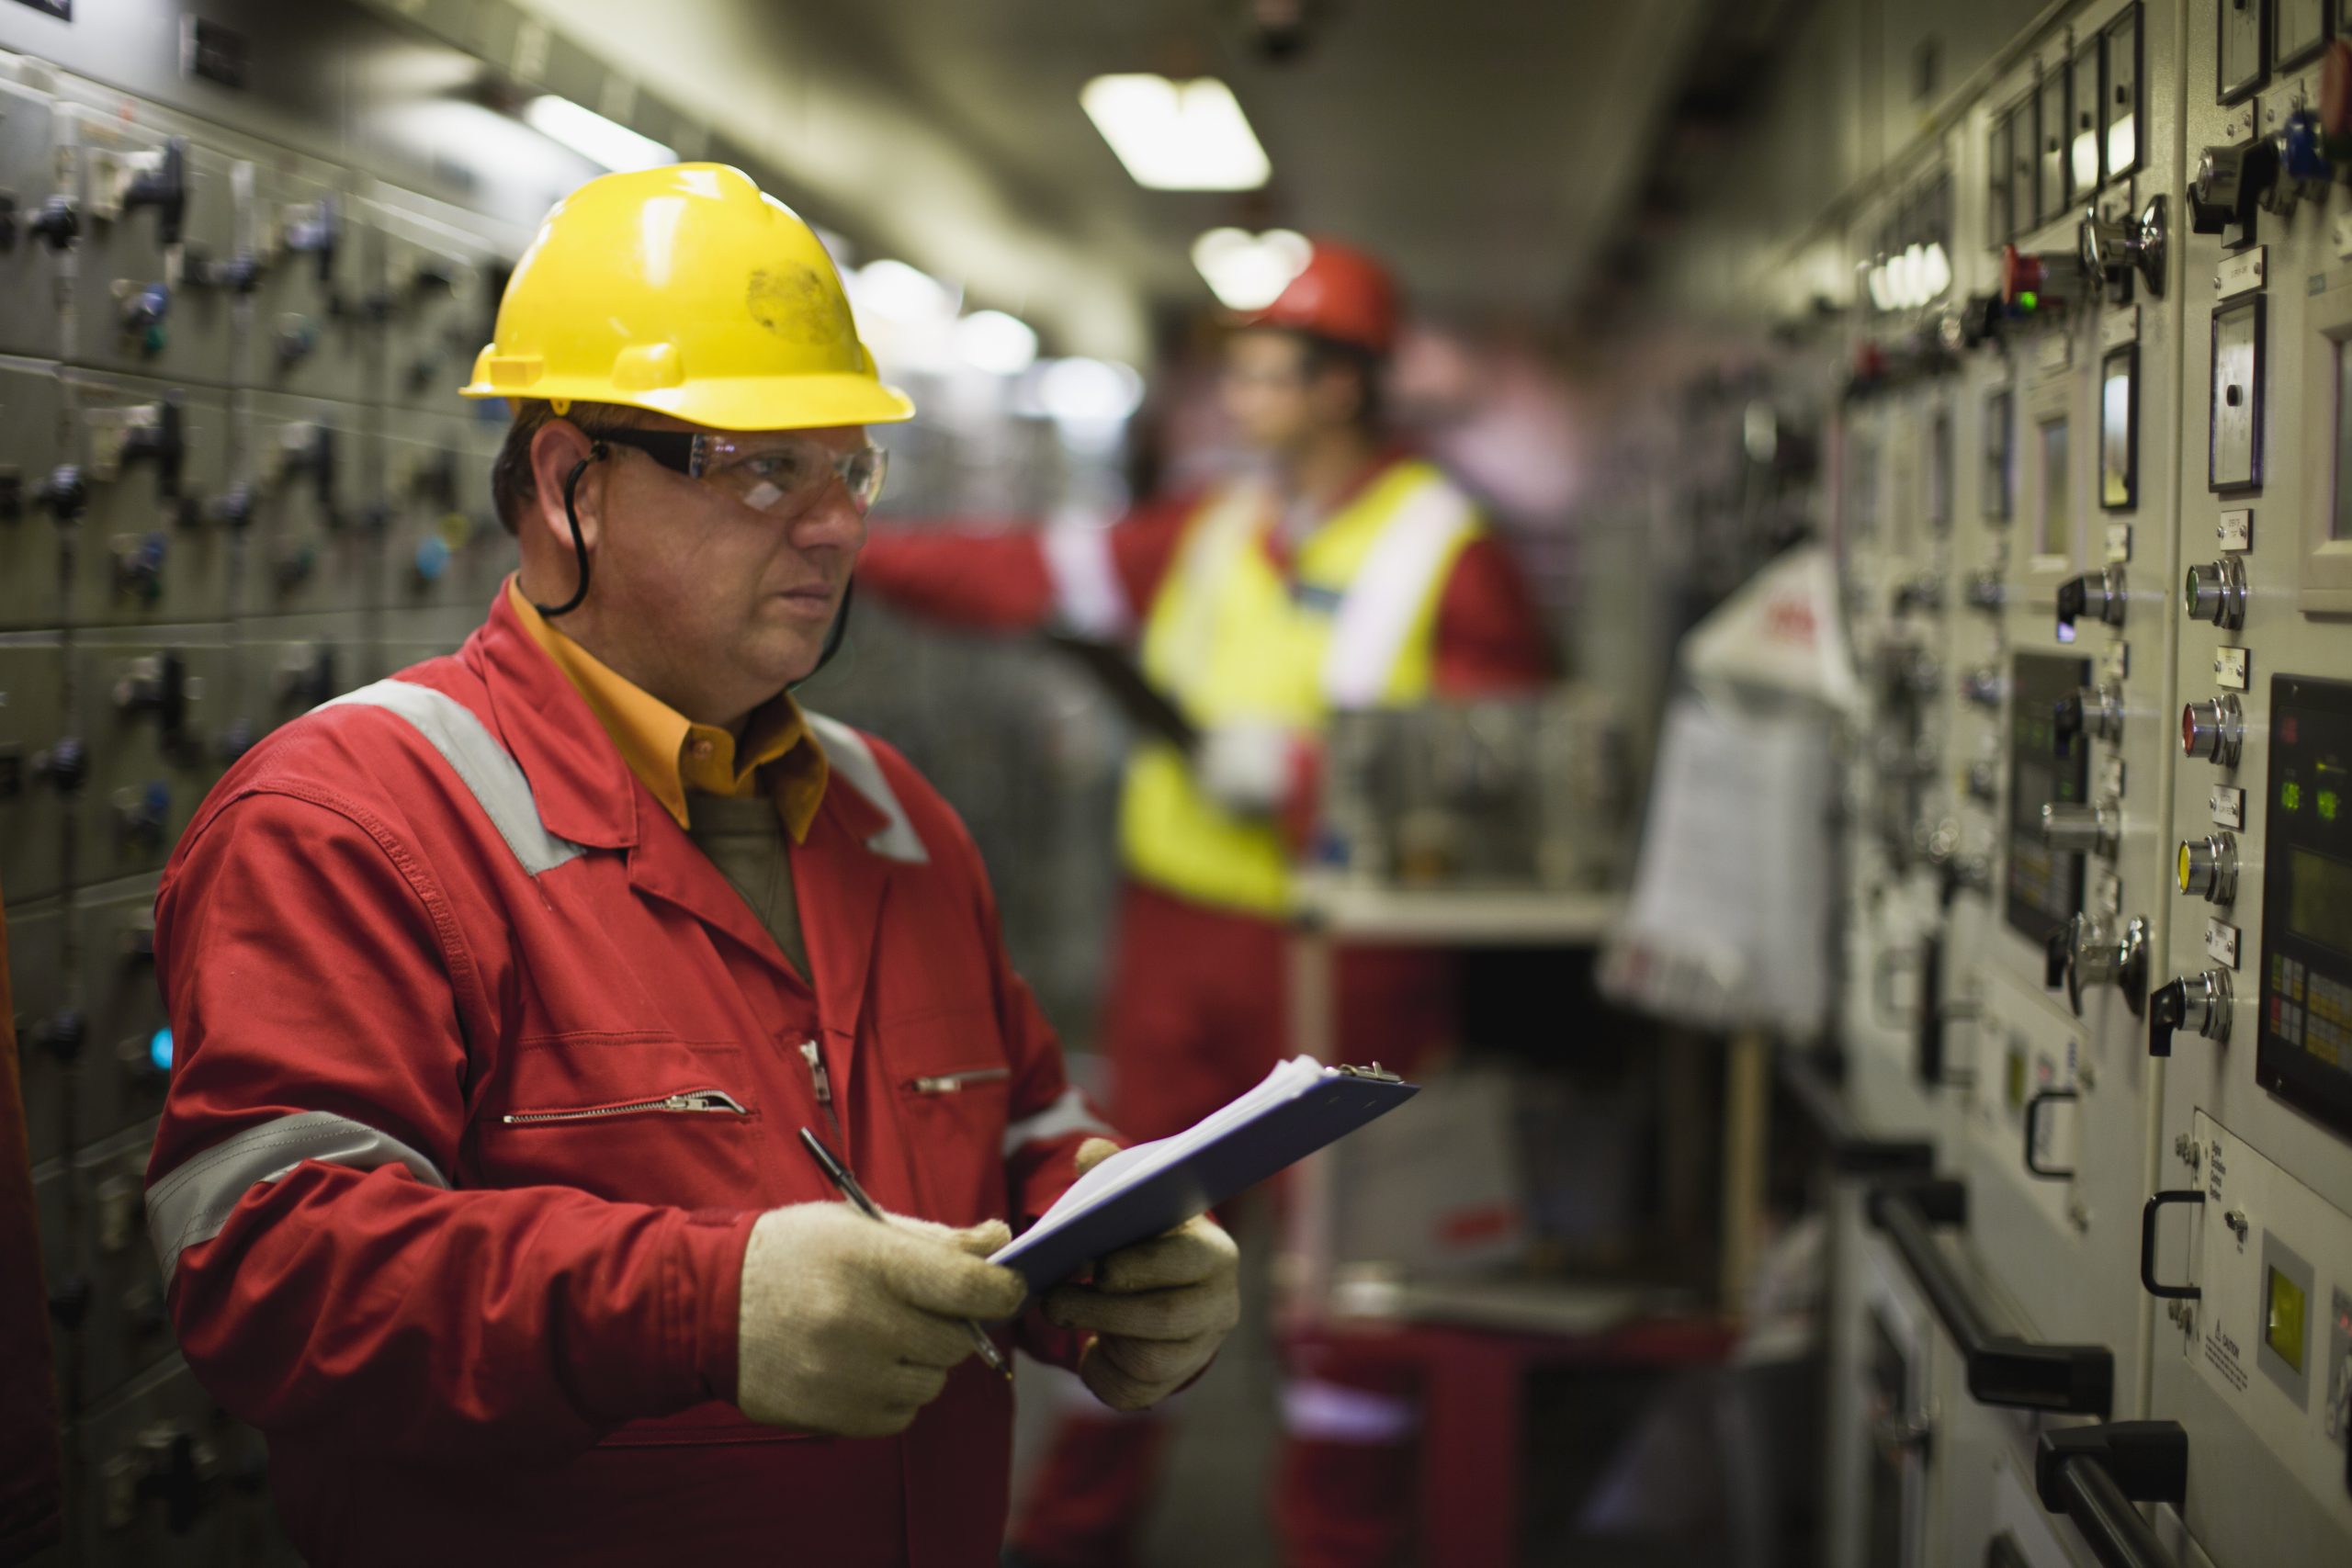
[2283,781,2304,812]
[2322,791,2341,823]
[2019,290,2040,310]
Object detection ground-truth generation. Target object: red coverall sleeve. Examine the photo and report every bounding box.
[853,495,1198,637]
[146,790,753,1462]
[1430,533,1555,695]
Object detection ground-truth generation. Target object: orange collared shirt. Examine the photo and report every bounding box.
[505,578,829,840]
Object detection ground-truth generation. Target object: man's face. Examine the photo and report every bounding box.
[1219,329,1319,455]
[583,416,869,710]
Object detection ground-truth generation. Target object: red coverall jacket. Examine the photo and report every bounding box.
[142,589,1107,1566]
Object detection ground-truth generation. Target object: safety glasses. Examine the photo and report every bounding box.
[592,428,889,518]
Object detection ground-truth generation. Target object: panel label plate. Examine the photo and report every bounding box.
[2207,919,2243,969]
[2101,305,2140,349]
[2216,647,2253,691]
[2212,784,2247,829]
[2219,509,2255,551]
[2187,1114,2352,1534]
[2106,523,2132,562]
[2218,247,2267,299]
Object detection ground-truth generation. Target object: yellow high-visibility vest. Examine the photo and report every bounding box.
[1120,457,1483,915]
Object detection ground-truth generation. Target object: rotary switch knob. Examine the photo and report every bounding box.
[2041,800,2121,858]
[2053,683,2125,752]
[2044,911,2152,1017]
[2056,565,2128,637]
[2150,969,2233,1056]
[2184,557,2248,629]
[2177,832,2239,904]
[2078,197,2168,304]
[2189,140,2280,236]
[2181,694,2245,767]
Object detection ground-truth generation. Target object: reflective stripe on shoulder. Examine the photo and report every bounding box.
[1001,1086,1115,1157]
[1280,1379,1419,1442]
[801,712,929,863]
[1321,474,1478,710]
[145,1111,449,1289]
[316,679,587,875]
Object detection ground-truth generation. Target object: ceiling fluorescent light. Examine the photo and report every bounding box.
[1192,227,1310,310]
[523,94,676,173]
[1080,74,1271,191]
[956,310,1039,375]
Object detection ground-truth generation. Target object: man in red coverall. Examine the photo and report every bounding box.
[139,163,1239,1567]
[856,242,1553,1567]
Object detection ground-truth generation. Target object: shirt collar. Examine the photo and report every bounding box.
[503,579,829,840]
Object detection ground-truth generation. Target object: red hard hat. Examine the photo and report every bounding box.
[1249,240,1400,355]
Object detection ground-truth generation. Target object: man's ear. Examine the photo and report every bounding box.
[526,420,604,558]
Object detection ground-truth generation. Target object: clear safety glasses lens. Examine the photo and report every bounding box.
[592,428,888,517]
[690,434,888,516]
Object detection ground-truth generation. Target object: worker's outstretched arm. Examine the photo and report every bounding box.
[854,493,1199,637]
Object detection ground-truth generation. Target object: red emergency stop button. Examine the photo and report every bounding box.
[2002,243,2046,305]
[2324,39,2352,141]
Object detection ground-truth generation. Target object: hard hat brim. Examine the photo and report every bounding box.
[458,372,916,431]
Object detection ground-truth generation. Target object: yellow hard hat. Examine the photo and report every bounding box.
[459,164,914,430]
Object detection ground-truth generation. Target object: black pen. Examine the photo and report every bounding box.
[797,1126,1013,1381]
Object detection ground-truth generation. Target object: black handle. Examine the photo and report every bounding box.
[2140,1190,2204,1301]
[1777,1046,1936,1178]
[1868,1178,2113,1416]
[1985,1531,2030,1568]
[2023,1089,2078,1179]
[2036,1422,2187,1568]
[2148,978,2184,1057]
[2044,926,2072,990]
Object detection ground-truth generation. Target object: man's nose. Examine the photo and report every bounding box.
[788,481,866,550]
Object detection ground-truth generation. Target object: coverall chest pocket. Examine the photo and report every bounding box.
[881,1010,1012,1228]
[481,1031,765,1208]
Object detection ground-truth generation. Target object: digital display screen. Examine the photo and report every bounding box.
[2039,418,2071,556]
[2290,849,2352,960]
[2270,1265,2309,1374]
[2334,338,2352,543]
[2260,674,2352,1141]
[2102,347,2137,510]
[1984,389,2014,521]
[2105,11,2140,177]
[2007,654,2092,945]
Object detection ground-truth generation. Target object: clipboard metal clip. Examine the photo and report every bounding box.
[1336,1062,1404,1083]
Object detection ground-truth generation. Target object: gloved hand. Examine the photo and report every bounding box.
[736,1202,1025,1438]
[1045,1139,1241,1412]
[1196,719,1298,817]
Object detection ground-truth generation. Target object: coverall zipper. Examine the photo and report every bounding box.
[799,1039,845,1144]
[502,1089,748,1124]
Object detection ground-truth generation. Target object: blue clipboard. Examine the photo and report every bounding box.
[995,1064,1417,1295]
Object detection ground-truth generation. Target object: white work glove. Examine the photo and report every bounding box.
[736,1202,1025,1438]
[1197,719,1297,817]
[1044,1138,1242,1412]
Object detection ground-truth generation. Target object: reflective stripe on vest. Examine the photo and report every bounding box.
[145,1111,449,1288]
[1120,461,1480,915]
[318,680,588,875]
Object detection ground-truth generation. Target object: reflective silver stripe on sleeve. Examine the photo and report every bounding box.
[316,680,587,875]
[1042,519,1132,638]
[1321,475,1477,710]
[145,1111,450,1289]
[1001,1086,1115,1157]
[802,712,929,863]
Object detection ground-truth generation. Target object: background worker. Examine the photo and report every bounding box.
[139,164,1238,1567]
[856,242,1554,1567]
